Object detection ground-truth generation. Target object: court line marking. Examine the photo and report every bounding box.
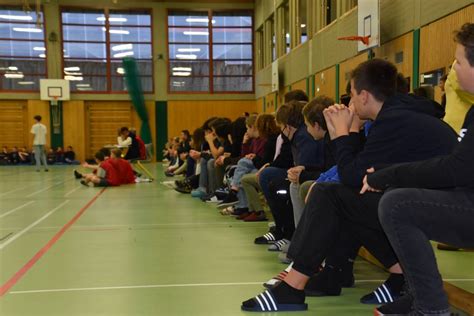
[0,189,105,297]
[64,186,81,197]
[8,279,474,295]
[26,181,65,198]
[0,200,71,251]
[0,186,30,197]
[0,201,35,219]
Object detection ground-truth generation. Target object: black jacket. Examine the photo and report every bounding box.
[333,93,458,188]
[299,132,337,183]
[368,105,474,190]
[270,135,294,170]
[253,134,278,169]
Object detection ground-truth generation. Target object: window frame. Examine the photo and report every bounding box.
[60,6,154,94]
[0,5,48,92]
[167,9,254,95]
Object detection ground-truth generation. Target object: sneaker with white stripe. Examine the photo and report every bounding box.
[360,283,399,304]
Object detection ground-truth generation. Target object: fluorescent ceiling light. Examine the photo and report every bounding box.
[183,31,209,36]
[185,18,215,24]
[76,84,90,87]
[172,72,191,76]
[18,81,35,85]
[176,54,197,60]
[113,51,134,58]
[172,67,192,72]
[64,75,83,81]
[8,66,18,71]
[102,27,130,35]
[13,27,42,33]
[112,44,133,51]
[116,67,125,74]
[39,54,46,58]
[5,73,24,79]
[64,71,82,76]
[423,74,433,78]
[0,14,33,21]
[177,48,201,53]
[300,24,306,28]
[64,67,80,71]
[33,47,46,51]
[97,17,127,22]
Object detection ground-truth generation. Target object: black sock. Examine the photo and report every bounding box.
[271,281,305,304]
[385,273,405,293]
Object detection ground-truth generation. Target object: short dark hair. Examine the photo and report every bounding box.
[276,100,307,127]
[94,151,105,161]
[284,90,309,103]
[350,59,398,102]
[455,23,474,66]
[181,130,190,139]
[99,147,111,157]
[120,127,129,133]
[302,96,335,130]
[210,118,232,139]
[202,117,218,131]
[396,73,410,94]
[34,115,42,121]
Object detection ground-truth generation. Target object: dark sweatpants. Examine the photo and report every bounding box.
[288,182,397,277]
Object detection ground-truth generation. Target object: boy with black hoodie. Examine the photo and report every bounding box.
[241,58,457,312]
[363,23,474,316]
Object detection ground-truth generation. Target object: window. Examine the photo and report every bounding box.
[0,7,46,91]
[61,8,152,93]
[298,0,307,44]
[168,10,253,93]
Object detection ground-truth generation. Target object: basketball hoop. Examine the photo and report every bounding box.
[338,36,370,46]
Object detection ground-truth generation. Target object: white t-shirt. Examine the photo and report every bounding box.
[31,123,47,145]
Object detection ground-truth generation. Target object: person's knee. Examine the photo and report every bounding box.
[378,189,411,226]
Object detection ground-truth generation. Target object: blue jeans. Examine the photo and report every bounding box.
[33,145,48,170]
[379,188,474,315]
[232,158,257,209]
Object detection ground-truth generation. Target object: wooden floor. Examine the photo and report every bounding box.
[0,164,472,315]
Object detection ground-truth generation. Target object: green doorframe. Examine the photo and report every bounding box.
[156,101,168,161]
[50,101,63,149]
[335,64,340,103]
[412,28,421,90]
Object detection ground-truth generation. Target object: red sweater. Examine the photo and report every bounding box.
[109,158,136,185]
[101,159,121,186]
[241,137,267,158]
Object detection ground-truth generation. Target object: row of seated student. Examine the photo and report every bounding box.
[161,23,474,316]
[0,145,79,165]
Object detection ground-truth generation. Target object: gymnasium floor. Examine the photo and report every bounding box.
[0,164,472,315]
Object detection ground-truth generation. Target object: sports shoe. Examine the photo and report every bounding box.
[216,190,238,209]
[206,195,222,203]
[243,211,267,222]
[374,294,414,315]
[74,169,83,179]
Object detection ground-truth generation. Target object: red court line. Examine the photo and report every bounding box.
[0,188,106,297]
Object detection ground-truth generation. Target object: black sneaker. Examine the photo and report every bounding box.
[216,190,238,209]
[80,180,88,187]
[74,169,83,179]
[360,275,405,304]
[374,295,414,315]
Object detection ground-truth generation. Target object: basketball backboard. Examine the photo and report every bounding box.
[358,0,380,52]
[40,79,70,101]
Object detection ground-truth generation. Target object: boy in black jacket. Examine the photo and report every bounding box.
[241,59,458,312]
[363,23,474,316]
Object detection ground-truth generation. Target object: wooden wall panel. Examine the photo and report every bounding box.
[314,66,337,101]
[86,101,133,158]
[0,100,27,149]
[374,32,414,83]
[256,97,265,113]
[420,5,474,74]
[167,100,257,138]
[27,100,50,150]
[339,53,368,96]
[291,78,307,95]
[265,93,277,113]
[63,101,87,162]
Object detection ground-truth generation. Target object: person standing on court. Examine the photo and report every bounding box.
[31,115,49,172]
